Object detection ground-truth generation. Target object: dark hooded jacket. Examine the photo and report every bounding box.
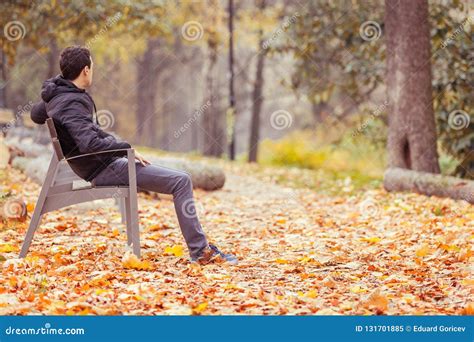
[31,75,131,181]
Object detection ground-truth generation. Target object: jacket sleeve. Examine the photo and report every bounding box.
[60,100,131,154]
[30,101,48,124]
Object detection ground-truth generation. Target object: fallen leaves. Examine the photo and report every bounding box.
[361,290,389,314]
[0,163,472,315]
[122,252,153,271]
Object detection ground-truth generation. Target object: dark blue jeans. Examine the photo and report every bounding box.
[93,158,208,258]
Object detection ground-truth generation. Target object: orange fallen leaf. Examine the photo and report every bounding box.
[363,290,389,313]
[462,303,474,315]
[122,252,152,270]
[416,245,431,258]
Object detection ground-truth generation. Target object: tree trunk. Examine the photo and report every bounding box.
[46,38,59,78]
[202,41,223,157]
[228,0,237,160]
[384,0,440,173]
[384,167,474,204]
[0,48,8,108]
[135,38,160,146]
[248,42,266,163]
[248,0,267,163]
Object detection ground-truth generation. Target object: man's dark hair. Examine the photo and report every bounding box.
[59,46,91,80]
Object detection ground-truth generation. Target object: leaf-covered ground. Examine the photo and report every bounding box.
[0,161,473,315]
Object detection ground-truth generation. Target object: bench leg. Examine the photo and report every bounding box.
[128,195,140,258]
[19,206,43,258]
[127,149,140,258]
[20,155,58,258]
[118,197,126,224]
[125,197,133,246]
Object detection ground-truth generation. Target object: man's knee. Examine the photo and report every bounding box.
[177,172,192,189]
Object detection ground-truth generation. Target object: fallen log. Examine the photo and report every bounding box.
[384,167,474,204]
[149,156,225,191]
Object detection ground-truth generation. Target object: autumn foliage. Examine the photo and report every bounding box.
[0,164,472,315]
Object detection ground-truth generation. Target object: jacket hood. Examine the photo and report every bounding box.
[41,75,85,103]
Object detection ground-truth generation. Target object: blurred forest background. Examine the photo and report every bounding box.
[0,0,472,187]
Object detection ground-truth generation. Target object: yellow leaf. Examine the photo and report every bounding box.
[305,290,318,298]
[164,245,184,257]
[416,245,431,258]
[121,252,152,270]
[461,279,474,286]
[350,285,367,294]
[192,302,208,315]
[275,258,289,264]
[360,237,381,244]
[0,244,18,253]
[147,223,164,231]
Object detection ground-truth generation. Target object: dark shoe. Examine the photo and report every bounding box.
[191,244,238,265]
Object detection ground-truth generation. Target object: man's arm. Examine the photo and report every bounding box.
[60,101,131,154]
[30,101,48,124]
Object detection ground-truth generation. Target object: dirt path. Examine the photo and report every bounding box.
[0,167,472,315]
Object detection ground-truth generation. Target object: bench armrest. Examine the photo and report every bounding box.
[65,148,134,161]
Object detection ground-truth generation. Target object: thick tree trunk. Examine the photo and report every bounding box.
[384,168,474,204]
[384,0,440,173]
[248,43,266,163]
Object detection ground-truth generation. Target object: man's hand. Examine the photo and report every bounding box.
[135,151,151,166]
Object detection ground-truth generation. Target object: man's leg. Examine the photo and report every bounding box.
[94,158,208,258]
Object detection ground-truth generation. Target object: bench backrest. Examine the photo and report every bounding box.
[46,118,65,160]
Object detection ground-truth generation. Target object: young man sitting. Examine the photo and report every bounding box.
[30,46,236,265]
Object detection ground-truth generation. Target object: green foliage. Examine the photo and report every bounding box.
[0,0,168,64]
[283,0,472,177]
